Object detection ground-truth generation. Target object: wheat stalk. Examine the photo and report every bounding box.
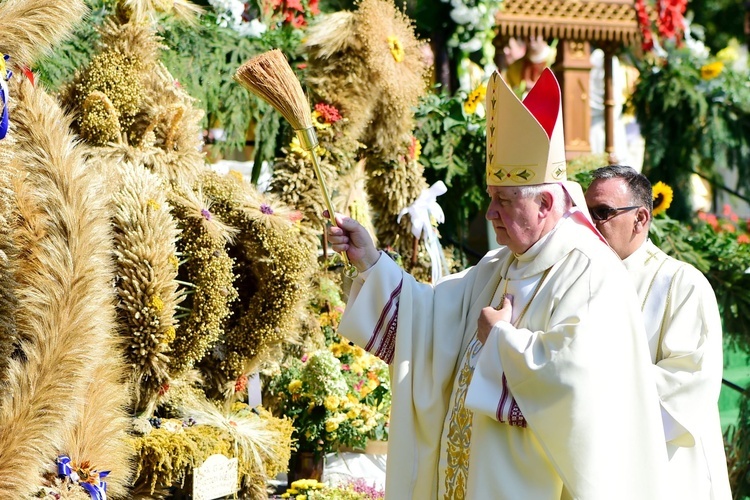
[234,50,357,277]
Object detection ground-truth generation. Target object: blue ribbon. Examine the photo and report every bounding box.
[56,455,110,500]
[80,481,108,500]
[56,455,72,477]
[0,54,11,140]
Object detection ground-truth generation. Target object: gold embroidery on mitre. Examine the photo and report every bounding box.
[511,167,536,182]
[551,162,566,180]
[444,338,483,500]
[489,165,537,184]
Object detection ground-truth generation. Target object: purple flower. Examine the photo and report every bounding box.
[260,203,274,215]
[349,478,385,498]
[201,208,212,220]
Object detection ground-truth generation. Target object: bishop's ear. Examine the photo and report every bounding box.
[538,190,555,216]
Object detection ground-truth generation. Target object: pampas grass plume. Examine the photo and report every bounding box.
[0,0,88,68]
[0,79,128,496]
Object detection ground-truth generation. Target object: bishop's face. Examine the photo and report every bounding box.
[485,185,544,254]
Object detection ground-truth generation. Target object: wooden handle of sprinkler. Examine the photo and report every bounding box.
[295,128,358,278]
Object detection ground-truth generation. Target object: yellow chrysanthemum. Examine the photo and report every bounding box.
[324,394,339,411]
[464,84,487,115]
[347,407,361,419]
[387,35,405,62]
[330,343,342,357]
[325,419,339,432]
[652,181,674,217]
[288,379,303,393]
[700,61,724,80]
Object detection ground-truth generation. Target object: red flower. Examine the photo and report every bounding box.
[314,102,343,123]
[738,234,750,245]
[657,0,687,42]
[704,213,719,230]
[286,0,304,12]
[291,13,306,28]
[309,0,320,15]
[635,0,654,52]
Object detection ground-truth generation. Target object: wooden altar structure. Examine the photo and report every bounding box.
[494,0,642,162]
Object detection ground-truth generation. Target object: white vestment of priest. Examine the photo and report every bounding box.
[624,239,732,500]
[339,214,669,499]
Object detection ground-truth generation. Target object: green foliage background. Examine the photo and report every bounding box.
[414,89,486,252]
[631,44,750,221]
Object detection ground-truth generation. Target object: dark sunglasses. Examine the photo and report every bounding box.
[589,205,640,222]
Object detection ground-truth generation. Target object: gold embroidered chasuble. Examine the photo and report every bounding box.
[623,240,732,500]
[339,216,670,499]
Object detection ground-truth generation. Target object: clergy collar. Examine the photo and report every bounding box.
[623,239,660,272]
[507,214,581,279]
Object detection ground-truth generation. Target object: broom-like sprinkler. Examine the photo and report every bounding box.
[234,49,358,278]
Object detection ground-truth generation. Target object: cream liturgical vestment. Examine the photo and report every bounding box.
[338,215,669,500]
[623,240,732,500]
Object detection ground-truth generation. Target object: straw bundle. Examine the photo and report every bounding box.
[235,49,357,276]
[234,49,312,132]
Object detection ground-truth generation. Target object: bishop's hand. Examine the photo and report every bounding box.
[478,295,513,344]
[325,211,381,273]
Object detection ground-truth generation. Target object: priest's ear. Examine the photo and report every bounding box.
[634,207,651,234]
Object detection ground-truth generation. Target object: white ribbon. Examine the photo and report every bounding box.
[397,181,449,283]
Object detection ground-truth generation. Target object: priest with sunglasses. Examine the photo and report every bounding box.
[327,69,668,499]
[586,165,732,499]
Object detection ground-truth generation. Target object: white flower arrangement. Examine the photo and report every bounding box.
[208,0,268,38]
[441,0,502,74]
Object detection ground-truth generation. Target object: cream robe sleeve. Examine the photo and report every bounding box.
[474,246,669,499]
[654,265,724,446]
[338,251,500,499]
